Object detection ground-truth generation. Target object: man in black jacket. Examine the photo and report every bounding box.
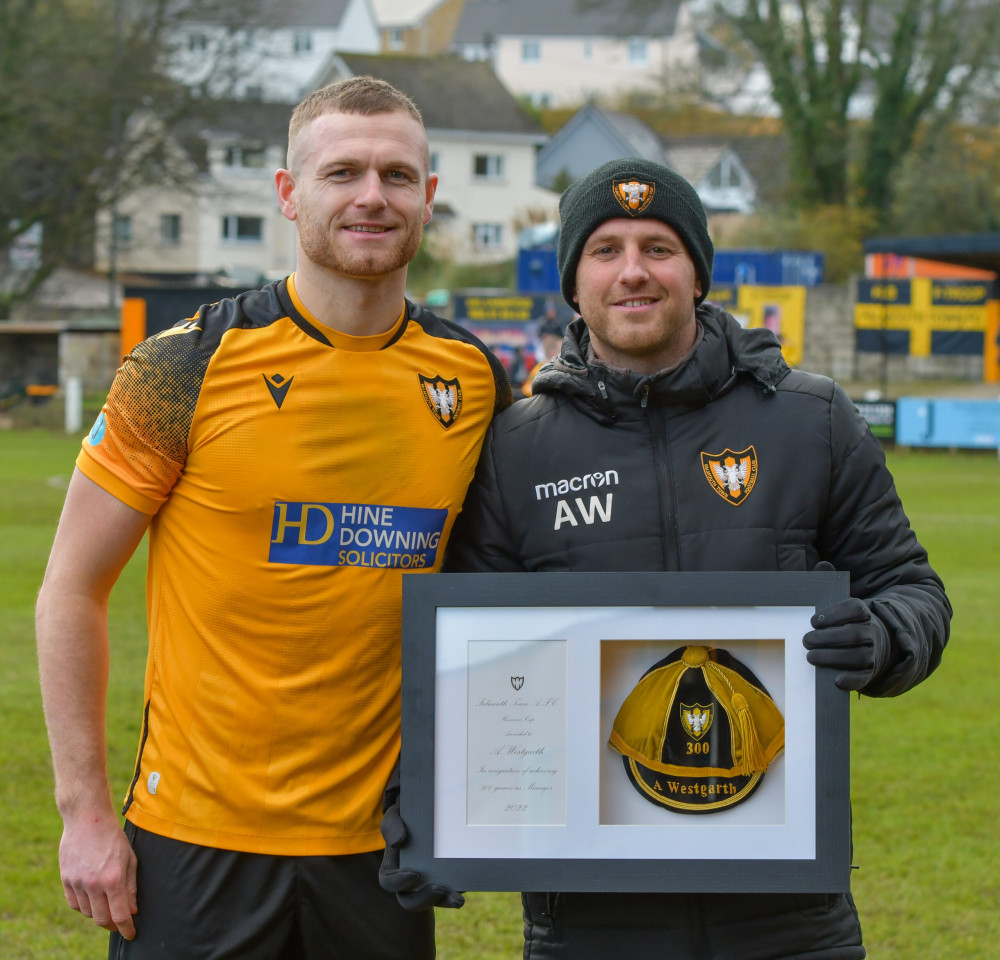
[382,157,951,958]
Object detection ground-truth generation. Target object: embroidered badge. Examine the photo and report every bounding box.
[701,446,758,505]
[613,178,656,215]
[680,703,714,740]
[419,374,463,429]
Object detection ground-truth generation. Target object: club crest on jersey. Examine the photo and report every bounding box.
[418,374,463,429]
[680,703,714,740]
[701,446,758,505]
[613,178,656,215]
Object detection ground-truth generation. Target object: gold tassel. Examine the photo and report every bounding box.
[732,693,767,775]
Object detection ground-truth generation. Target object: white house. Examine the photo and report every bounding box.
[167,0,381,103]
[316,52,560,263]
[451,0,699,108]
[94,103,297,283]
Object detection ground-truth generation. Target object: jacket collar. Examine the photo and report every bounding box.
[532,302,790,419]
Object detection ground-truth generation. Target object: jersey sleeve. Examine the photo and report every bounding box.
[77,325,209,514]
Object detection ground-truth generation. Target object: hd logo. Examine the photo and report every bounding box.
[269,501,448,568]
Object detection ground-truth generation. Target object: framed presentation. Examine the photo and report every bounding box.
[399,571,851,893]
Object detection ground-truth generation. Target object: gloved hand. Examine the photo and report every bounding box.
[378,764,465,911]
[803,563,890,691]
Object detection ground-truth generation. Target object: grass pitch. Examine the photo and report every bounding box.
[1,429,996,958]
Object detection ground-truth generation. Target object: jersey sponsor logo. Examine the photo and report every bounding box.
[680,703,714,741]
[87,412,107,445]
[263,373,294,409]
[269,501,448,568]
[534,469,619,500]
[419,374,462,429]
[701,446,758,506]
[613,178,656,215]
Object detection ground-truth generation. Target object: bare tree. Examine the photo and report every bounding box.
[0,0,271,318]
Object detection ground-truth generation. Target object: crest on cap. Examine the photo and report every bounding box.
[701,446,758,506]
[418,374,463,429]
[613,178,656,216]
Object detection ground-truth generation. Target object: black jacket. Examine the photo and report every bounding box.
[447,305,949,698]
[445,304,950,959]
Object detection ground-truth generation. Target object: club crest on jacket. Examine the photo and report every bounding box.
[418,374,463,429]
[701,446,758,505]
[613,178,656,215]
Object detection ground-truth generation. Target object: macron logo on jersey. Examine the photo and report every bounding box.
[269,501,448,569]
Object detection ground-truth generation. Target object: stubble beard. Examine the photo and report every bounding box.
[299,218,424,278]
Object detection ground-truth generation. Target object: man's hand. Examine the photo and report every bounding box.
[378,764,464,911]
[803,565,890,691]
[59,810,137,939]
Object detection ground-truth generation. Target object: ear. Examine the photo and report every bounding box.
[694,276,703,300]
[275,168,297,222]
[423,173,438,226]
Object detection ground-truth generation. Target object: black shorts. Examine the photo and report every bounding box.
[109,823,434,960]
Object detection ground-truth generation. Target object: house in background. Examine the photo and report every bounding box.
[370,0,467,55]
[168,0,380,103]
[94,102,296,283]
[316,52,559,262]
[451,0,698,108]
[536,104,758,215]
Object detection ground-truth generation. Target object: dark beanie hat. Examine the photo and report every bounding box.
[557,157,714,310]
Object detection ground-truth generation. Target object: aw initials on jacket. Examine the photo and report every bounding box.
[533,468,619,530]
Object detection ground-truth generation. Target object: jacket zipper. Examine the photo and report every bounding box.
[644,388,681,570]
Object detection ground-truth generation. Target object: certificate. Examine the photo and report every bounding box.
[466,639,567,826]
[400,571,851,893]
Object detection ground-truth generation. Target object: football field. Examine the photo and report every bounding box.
[1,429,996,958]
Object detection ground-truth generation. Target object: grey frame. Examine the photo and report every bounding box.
[400,571,851,893]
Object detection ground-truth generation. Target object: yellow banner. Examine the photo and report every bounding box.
[735,286,806,367]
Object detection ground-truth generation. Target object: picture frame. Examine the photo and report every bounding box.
[399,571,851,893]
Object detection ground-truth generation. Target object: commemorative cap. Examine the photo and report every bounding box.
[556,157,714,312]
[608,645,784,814]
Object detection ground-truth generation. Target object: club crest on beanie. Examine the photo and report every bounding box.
[557,157,714,312]
[608,645,784,814]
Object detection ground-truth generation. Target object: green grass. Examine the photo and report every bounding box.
[1,430,996,958]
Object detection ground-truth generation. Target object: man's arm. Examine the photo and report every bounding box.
[36,469,152,940]
[812,386,951,696]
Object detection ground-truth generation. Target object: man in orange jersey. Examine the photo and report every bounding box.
[36,76,510,959]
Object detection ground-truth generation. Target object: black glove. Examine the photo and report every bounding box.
[378,764,465,911]
[803,563,890,691]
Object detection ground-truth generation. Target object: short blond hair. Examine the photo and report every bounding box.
[287,76,424,170]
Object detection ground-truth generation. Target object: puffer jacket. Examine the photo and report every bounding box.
[444,304,950,960]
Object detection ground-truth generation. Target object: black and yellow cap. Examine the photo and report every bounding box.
[608,645,784,814]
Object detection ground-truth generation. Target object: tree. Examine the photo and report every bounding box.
[716,0,1000,224]
[0,0,260,319]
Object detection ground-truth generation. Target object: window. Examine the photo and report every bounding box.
[294,31,312,54]
[224,145,267,169]
[628,39,648,64]
[583,39,593,61]
[429,152,440,175]
[221,215,263,243]
[388,28,404,50]
[113,215,132,246]
[188,32,209,53]
[473,153,505,180]
[471,223,503,251]
[522,40,540,62]
[160,214,181,244]
[528,92,552,108]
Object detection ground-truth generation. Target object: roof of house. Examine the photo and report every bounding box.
[319,52,545,135]
[453,0,682,42]
[370,0,445,27]
[178,0,354,29]
[173,100,293,171]
[661,133,789,203]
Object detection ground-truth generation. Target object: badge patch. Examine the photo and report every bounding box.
[613,178,656,215]
[511,676,524,691]
[680,703,714,740]
[701,446,758,505]
[418,374,463,429]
